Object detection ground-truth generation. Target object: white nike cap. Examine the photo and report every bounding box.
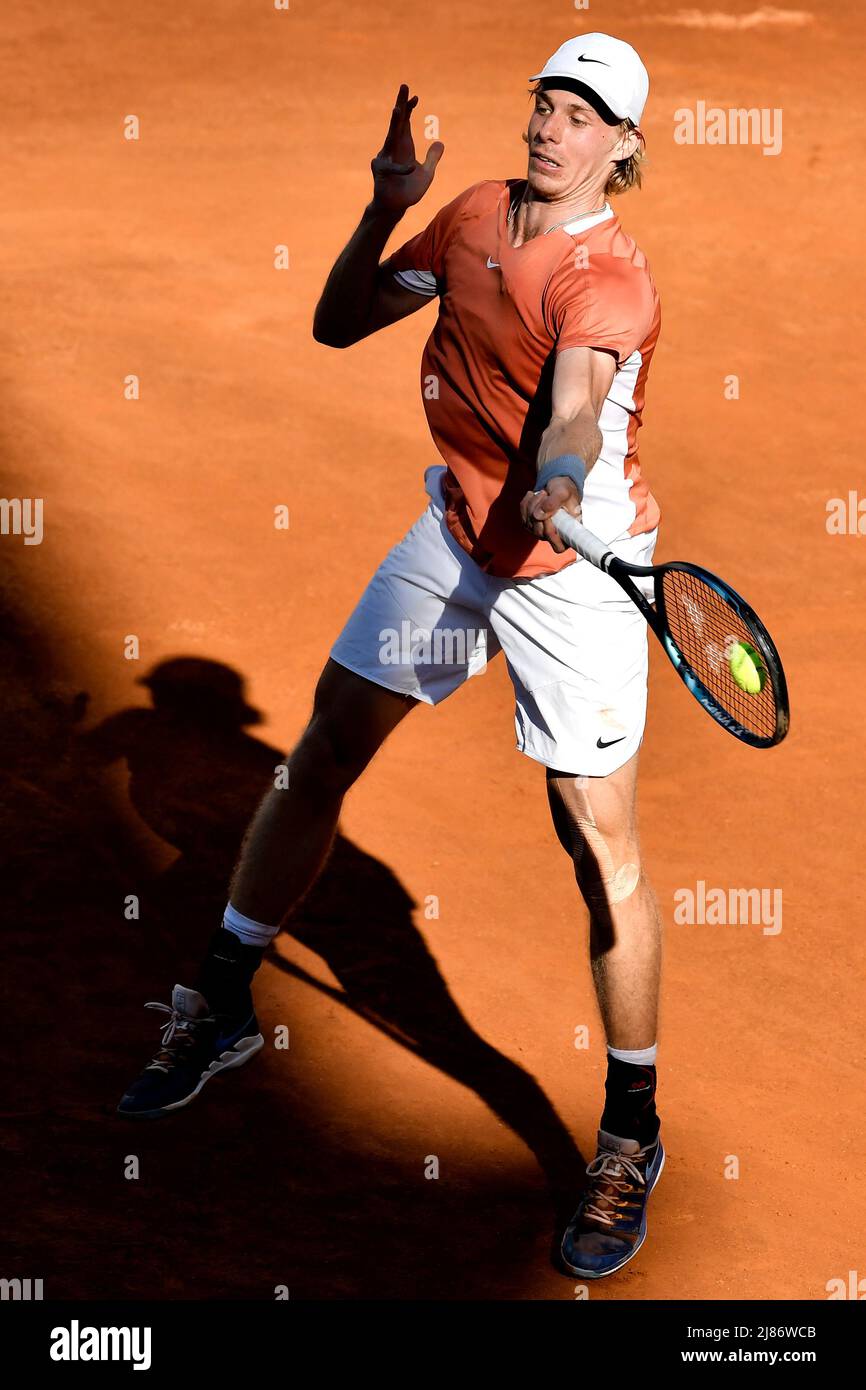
[529,33,649,126]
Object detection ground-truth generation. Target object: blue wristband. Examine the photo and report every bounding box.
[535,454,586,495]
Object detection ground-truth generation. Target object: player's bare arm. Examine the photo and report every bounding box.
[519,344,616,552]
[313,83,445,348]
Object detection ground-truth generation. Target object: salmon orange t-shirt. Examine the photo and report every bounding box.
[383,178,661,579]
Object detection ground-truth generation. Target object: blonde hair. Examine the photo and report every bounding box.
[606,119,646,195]
[526,82,647,197]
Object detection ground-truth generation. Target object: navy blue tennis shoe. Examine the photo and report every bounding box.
[560,1128,665,1279]
[117,984,264,1119]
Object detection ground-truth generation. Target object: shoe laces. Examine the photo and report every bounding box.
[582,1147,648,1226]
[143,1000,212,1073]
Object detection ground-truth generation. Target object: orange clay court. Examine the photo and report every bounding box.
[1,0,865,1299]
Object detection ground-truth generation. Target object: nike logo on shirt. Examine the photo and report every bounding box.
[486,255,500,268]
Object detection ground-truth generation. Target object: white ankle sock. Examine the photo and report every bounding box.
[607,1042,658,1066]
[223,901,280,947]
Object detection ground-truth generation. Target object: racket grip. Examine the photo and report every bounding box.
[552,509,614,571]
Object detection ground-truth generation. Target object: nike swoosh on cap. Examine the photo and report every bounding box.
[577,54,610,65]
[596,735,626,748]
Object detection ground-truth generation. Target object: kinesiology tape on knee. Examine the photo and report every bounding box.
[570,790,640,905]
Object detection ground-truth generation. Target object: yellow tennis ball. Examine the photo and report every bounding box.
[728,640,766,695]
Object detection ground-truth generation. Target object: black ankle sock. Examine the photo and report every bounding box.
[195,926,265,1021]
[600,1055,660,1147]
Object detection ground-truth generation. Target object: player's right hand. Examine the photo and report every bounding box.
[520,477,582,554]
[370,84,445,215]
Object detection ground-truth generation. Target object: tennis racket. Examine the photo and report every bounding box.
[552,510,789,749]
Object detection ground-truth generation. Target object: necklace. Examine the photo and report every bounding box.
[507,189,607,239]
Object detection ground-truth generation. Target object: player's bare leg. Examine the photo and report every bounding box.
[194,657,417,1015]
[117,661,416,1118]
[547,752,661,1052]
[229,659,417,925]
[547,752,666,1278]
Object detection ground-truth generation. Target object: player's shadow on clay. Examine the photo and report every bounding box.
[77,656,587,1206]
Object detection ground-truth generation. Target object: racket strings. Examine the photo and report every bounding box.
[661,570,779,738]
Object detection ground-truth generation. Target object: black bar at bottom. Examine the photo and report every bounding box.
[0,1298,859,1375]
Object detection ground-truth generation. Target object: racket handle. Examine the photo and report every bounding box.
[552,509,614,571]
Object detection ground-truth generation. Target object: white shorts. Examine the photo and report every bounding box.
[330,466,658,776]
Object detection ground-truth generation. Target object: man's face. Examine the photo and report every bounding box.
[526,86,629,197]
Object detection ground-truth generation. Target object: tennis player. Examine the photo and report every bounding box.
[118,32,665,1282]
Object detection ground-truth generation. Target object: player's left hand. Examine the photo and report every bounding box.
[520,477,582,553]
